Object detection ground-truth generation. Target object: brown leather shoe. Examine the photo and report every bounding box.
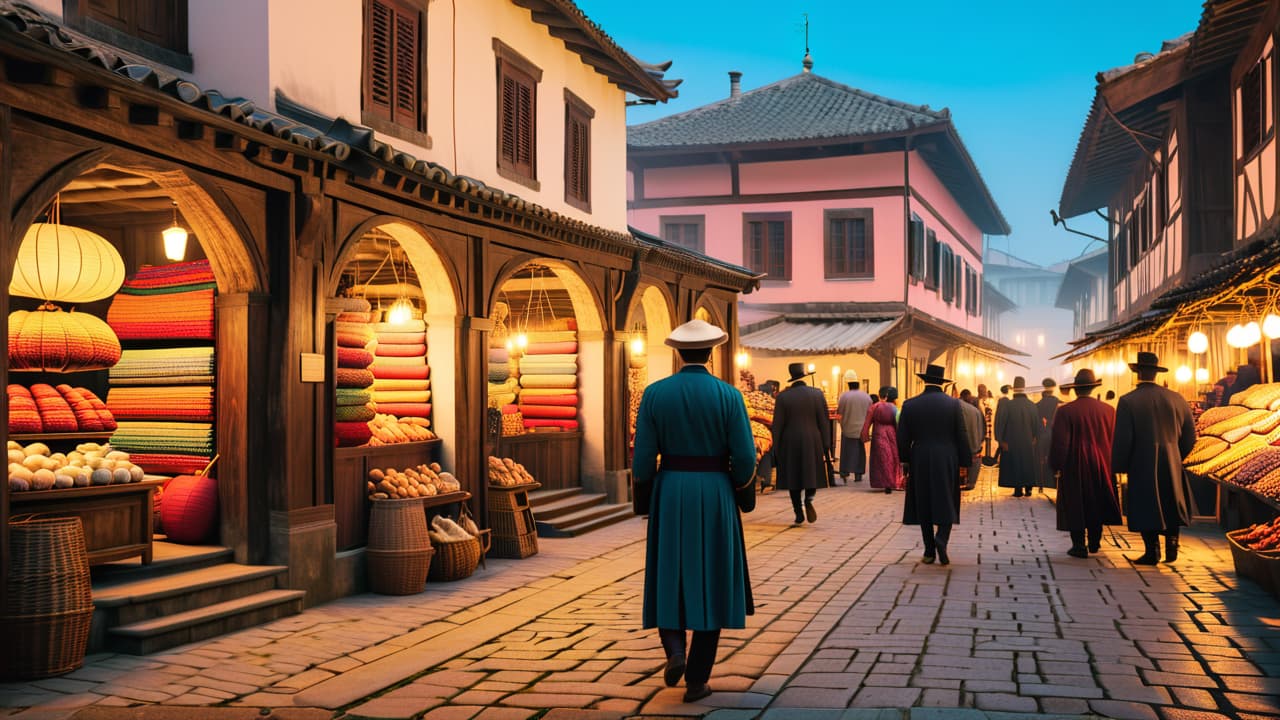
[683,683,712,702]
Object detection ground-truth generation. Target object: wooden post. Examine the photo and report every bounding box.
[216,292,270,564]
[0,104,11,606]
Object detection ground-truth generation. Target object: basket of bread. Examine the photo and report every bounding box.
[427,511,484,582]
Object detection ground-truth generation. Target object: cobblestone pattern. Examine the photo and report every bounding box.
[0,469,1277,720]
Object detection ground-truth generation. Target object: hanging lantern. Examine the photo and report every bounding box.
[162,201,189,262]
[1195,367,1209,383]
[1227,324,1247,348]
[1187,331,1209,354]
[1175,365,1192,384]
[1246,321,1263,346]
[8,304,121,372]
[10,222,125,304]
[631,337,646,356]
[387,297,414,326]
[1265,314,1280,339]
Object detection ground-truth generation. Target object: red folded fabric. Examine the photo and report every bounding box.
[336,368,375,389]
[376,332,426,345]
[374,343,426,358]
[82,390,117,430]
[374,402,431,418]
[120,259,215,289]
[56,385,106,431]
[335,421,372,447]
[371,364,430,380]
[522,418,579,430]
[33,388,78,432]
[516,394,578,406]
[126,453,212,475]
[517,404,578,419]
[337,311,375,323]
[336,331,374,349]
[526,341,577,355]
[337,347,374,369]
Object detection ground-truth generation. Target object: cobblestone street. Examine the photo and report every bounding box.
[3,469,1279,720]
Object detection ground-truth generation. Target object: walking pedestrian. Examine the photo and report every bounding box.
[1049,369,1122,558]
[995,376,1039,497]
[773,362,831,525]
[862,386,904,493]
[836,370,872,484]
[631,318,757,702]
[1111,352,1196,565]
[1037,378,1061,489]
[957,389,985,491]
[898,365,970,565]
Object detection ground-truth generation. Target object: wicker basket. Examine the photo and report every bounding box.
[490,507,536,537]
[1,516,93,680]
[366,547,434,595]
[487,482,540,512]
[368,497,429,552]
[490,529,539,559]
[428,536,482,581]
[1226,528,1280,597]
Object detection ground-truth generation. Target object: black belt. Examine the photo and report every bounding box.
[660,454,730,473]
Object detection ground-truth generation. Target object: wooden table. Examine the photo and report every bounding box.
[10,480,161,565]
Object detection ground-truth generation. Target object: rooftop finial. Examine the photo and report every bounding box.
[802,13,813,72]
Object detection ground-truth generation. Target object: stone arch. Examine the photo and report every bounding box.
[628,283,677,383]
[489,256,606,333]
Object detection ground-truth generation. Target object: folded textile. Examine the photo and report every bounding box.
[526,330,578,343]
[372,320,426,333]
[32,387,78,432]
[526,341,578,355]
[515,387,581,396]
[110,374,214,386]
[516,393,578,406]
[519,374,577,389]
[336,311,375,324]
[84,390,117,430]
[371,390,430,403]
[488,392,516,407]
[517,353,577,364]
[375,331,426,345]
[371,378,430,392]
[56,385,106,431]
[522,418,579,430]
[108,288,214,321]
[337,347,374,369]
[112,421,214,455]
[125,453,213,475]
[370,355,426,366]
[518,404,578,419]
[517,362,577,375]
[488,367,510,383]
[119,259,215,290]
[330,297,372,313]
[375,402,431,418]
[111,347,215,375]
[110,319,215,341]
[107,386,214,422]
[487,378,518,393]
[336,331,373,349]
[336,368,375,389]
[335,421,372,447]
[488,348,510,364]
[374,343,426,358]
[335,322,375,347]
[372,364,430,380]
[336,388,372,406]
[335,404,375,422]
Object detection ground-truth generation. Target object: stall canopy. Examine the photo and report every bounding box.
[741,317,899,354]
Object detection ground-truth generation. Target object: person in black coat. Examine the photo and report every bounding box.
[772,363,830,525]
[1111,352,1197,565]
[898,364,971,565]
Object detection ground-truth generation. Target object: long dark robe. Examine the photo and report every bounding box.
[898,386,969,526]
[1112,382,1196,532]
[1036,395,1060,488]
[772,382,830,491]
[995,394,1039,488]
[1049,396,1122,531]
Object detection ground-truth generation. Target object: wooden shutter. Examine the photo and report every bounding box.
[499,62,536,179]
[392,9,419,128]
[366,1,394,121]
[908,219,925,280]
[365,0,421,130]
[79,0,186,52]
[925,229,939,290]
[565,104,590,207]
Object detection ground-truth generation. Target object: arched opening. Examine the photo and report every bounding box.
[625,285,675,453]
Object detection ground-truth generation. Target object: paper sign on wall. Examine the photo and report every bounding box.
[300,353,325,383]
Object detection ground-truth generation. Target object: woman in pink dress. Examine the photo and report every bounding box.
[861,387,904,493]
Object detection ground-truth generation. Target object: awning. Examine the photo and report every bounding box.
[740,317,901,354]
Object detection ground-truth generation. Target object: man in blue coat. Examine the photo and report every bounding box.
[898,364,970,565]
[633,318,757,703]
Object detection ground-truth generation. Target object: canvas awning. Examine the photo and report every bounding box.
[740,317,901,354]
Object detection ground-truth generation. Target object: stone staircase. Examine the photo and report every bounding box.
[89,541,304,655]
[529,488,633,538]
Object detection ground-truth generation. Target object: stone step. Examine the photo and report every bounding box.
[529,491,606,522]
[90,541,233,584]
[94,563,290,626]
[554,505,636,537]
[527,487,582,508]
[108,589,306,655]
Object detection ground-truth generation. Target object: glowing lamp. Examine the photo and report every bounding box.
[807,363,816,373]
[1246,321,1263,346]
[832,365,841,377]
[1265,314,1280,339]
[505,339,513,352]
[387,297,414,325]
[1187,331,1209,354]
[996,369,1004,382]
[161,201,188,262]
[631,337,645,355]
[1195,367,1209,383]
[734,350,750,367]
[1175,365,1192,384]
[515,333,528,350]
[11,222,125,303]
[975,362,986,376]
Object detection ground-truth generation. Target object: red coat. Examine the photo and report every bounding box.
[1049,396,1122,531]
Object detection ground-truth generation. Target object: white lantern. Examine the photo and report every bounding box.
[10,222,125,303]
[1175,365,1192,384]
[1246,321,1263,346]
[1227,324,1247,348]
[631,337,646,356]
[387,297,414,325]
[1265,314,1280,339]
[1195,367,1209,383]
[1187,331,1209,354]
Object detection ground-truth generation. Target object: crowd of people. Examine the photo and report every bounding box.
[631,317,1201,702]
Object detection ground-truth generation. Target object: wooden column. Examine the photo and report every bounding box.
[460,316,490,522]
[601,329,629,501]
[0,104,11,605]
[216,292,270,564]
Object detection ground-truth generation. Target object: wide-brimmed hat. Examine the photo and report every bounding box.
[787,362,814,383]
[1042,377,1057,388]
[843,369,858,382]
[1062,368,1103,389]
[1013,376,1027,390]
[916,364,950,385]
[1128,351,1168,373]
[664,318,728,349]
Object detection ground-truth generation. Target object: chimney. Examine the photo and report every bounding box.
[728,71,742,98]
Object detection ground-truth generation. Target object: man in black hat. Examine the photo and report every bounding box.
[1036,377,1061,490]
[1049,369,1122,558]
[772,362,831,525]
[996,377,1040,497]
[898,364,970,565]
[1112,352,1196,565]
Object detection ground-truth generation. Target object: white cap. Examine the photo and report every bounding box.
[843,369,858,382]
[664,318,729,349]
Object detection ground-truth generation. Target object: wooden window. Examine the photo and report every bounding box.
[743,213,791,280]
[564,90,594,212]
[907,217,926,281]
[363,0,426,137]
[1154,158,1167,239]
[660,215,705,253]
[1241,59,1265,158]
[825,209,874,278]
[495,40,542,188]
[941,244,956,302]
[65,0,188,61]
[953,255,963,307]
[925,229,940,290]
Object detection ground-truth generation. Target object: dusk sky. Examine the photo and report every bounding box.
[579,0,1205,268]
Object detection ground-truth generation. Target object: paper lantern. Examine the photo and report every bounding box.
[1187,331,1208,354]
[1265,314,1280,339]
[1175,365,1192,384]
[160,473,219,544]
[10,223,125,303]
[1195,367,1209,383]
[8,305,121,372]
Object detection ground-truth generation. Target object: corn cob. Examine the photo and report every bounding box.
[1193,434,1268,474]
[1251,411,1280,435]
[1223,425,1254,443]
[1185,436,1228,465]
[1201,409,1271,438]
[1197,405,1248,432]
[1238,382,1280,410]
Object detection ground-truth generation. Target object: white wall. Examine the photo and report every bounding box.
[188,0,271,104]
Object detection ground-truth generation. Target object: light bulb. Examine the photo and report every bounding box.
[1265,314,1280,339]
[630,337,645,355]
[975,362,986,376]
[1175,365,1192,384]
[1228,324,1247,348]
[996,369,1004,382]
[515,333,528,350]
[832,365,841,376]
[806,363,815,373]
[1195,367,1209,383]
[387,298,413,325]
[735,351,749,367]
[1187,331,1209,354]
[505,339,513,352]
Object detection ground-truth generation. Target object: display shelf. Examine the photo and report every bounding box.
[10,479,162,565]
[333,438,445,551]
[495,431,580,491]
[9,431,113,443]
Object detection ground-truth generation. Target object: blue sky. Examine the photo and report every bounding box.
[578,0,1205,268]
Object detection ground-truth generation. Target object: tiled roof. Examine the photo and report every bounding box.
[627,72,948,148]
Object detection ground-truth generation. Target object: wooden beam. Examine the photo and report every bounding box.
[59,186,175,203]
[530,9,577,28]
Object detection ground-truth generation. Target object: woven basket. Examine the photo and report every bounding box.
[366,546,433,595]
[1,516,93,680]
[368,497,429,552]
[490,529,538,559]
[487,482,540,512]
[428,535,482,581]
[490,507,536,537]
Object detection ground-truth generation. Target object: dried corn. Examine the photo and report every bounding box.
[1197,405,1248,433]
[1202,409,1271,438]
[1185,436,1228,466]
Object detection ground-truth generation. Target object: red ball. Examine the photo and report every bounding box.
[160,474,218,544]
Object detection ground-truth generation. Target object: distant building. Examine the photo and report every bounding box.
[1055,249,1110,339]
[983,248,1075,384]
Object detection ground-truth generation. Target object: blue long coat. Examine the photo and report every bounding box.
[633,365,757,631]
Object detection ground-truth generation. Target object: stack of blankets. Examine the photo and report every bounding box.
[487,345,517,408]
[370,319,430,424]
[334,299,377,447]
[8,383,116,434]
[517,327,579,431]
[107,260,217,475]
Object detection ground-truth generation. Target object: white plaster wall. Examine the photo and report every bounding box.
[188,0,270,104]
[262,0,361,121]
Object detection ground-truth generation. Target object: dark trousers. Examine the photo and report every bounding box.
[920,523,952,553]
[1069,525,1102,550]
[1140,529,1179,557]
[659,628,721,686]
[789,488,816,518]
[839,436,866,477]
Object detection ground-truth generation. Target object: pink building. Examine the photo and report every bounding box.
[628,61,1019,395]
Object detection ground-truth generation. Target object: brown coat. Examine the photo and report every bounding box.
[772,382,830,491]
[1049,396,1121,531]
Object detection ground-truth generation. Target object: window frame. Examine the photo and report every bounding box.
[742,212,792,281]
[494,38,542,190]
[907,217,926,282]
[823,208,875,279]
[563,89,594,212]
[63,0,191,70]
[1240,56,1266,160]
[924,228,940,291]
[659,214,706,254]
[361,0,430,147]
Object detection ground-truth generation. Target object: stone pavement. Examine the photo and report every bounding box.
[2,468,1279,720]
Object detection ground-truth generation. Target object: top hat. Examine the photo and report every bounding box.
[1013,376,1027,390]
[1041,377,1057,388]
[787,362,814,383]
[843,369,858,383]
[916,364,951,385]
[1062,368,1103,389]
[664,318,728,349]
[1128,351,1168,373]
